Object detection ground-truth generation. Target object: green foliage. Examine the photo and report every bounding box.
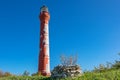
[0,76,51,80]
[93,63,112,73]
[111,60,120,69]
[0,70,120,80]
[93,53,120,73]
[31,72,43,76]
[111,53,120,70]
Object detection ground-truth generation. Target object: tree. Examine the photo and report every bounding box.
[0,70,4,77]
[22,70,30,76]
[111,60,120,69]
[60,54,78,66]
[0,70,12,77]
[51,54,81,78]
[111,53,120,69]
[4,72,12,77]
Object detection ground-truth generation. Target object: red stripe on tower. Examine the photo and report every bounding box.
[38,5,50,76]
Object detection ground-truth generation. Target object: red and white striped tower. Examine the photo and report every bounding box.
[38,5,50,76]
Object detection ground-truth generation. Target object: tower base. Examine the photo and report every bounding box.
[38,71,51,76]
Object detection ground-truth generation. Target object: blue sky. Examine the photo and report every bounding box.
[0,0,120,75]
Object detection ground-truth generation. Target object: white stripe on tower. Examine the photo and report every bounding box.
[44,23,50,73]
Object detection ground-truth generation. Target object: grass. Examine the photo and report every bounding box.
[0,69,120,80]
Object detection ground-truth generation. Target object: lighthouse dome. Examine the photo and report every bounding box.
[41,5,48,12]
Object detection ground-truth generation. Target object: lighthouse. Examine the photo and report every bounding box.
[38,5,50,76]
